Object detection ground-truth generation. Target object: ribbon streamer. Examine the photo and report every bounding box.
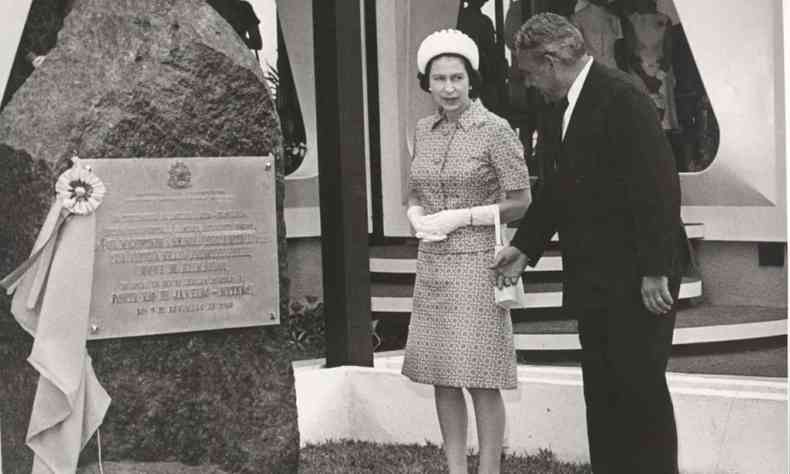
[0,203,70,304]
[6,202,110,474]
[1,157,110,474]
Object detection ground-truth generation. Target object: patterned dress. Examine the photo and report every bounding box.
[402,100,530,389]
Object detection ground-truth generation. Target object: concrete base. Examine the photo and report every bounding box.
[295,352,788,474]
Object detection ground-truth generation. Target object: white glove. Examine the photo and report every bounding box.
[415,231,447,242]
[407,205,447,241]
[470,204,499,226]
[406,205,425,229]
[420,208,472,236]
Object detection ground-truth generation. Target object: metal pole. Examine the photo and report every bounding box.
[313,0,373,367]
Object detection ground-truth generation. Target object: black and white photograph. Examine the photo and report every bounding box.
[0,0,787,472]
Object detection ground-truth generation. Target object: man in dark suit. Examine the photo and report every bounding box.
[492,12,687,474]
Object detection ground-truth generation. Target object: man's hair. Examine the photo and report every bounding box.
[513,12,586,65]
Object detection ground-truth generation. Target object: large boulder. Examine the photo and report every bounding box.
[0,0,296,472]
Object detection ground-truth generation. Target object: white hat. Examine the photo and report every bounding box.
[417,29,479,74]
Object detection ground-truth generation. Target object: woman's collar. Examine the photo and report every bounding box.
[431,99,486,131]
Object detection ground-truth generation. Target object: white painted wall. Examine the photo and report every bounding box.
[295,354,789,474]
[678,0,787,242]
[785,0,790,251]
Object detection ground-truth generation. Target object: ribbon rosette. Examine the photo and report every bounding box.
[0,155,111,473]
[55,157,106,215]
[1,156,105,296]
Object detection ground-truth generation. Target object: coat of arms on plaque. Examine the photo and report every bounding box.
[168,161,192,189]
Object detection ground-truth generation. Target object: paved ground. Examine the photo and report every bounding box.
[668,336,787,377]
[518,336,788,378]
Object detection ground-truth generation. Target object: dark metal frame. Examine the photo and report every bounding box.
[313,0,373,367]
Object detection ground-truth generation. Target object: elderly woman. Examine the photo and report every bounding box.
[401,29,531,474]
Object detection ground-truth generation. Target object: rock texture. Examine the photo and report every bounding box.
[0,0,296,472]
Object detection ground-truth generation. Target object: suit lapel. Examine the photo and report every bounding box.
[563,62,604,149]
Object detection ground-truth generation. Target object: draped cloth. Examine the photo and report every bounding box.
[3,200,110,474]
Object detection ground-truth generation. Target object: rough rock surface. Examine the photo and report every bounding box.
[0,0,296,472]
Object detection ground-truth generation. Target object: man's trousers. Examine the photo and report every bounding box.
[575,290,680,474]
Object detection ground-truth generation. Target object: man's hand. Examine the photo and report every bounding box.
[489,245,529,289]
[642,275,673,315]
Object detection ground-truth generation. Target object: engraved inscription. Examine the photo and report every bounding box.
[85,157,278,339]
[101,202,259,319]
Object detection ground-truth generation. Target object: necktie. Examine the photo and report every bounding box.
[558,96,569,113]
[537,97,571,175]
[557,96,569,139]
[554,97,570,173]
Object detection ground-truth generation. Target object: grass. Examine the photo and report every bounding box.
[299,440,592,474]
[77,441,591,473]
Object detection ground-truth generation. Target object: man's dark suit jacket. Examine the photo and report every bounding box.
[511,61,688,310]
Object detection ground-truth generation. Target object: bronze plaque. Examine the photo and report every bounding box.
[83,157,279,339]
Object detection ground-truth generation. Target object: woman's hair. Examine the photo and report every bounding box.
[513,12,586,66]
[417,54,482,99]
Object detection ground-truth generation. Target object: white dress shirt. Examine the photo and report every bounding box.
[563,55,594,140]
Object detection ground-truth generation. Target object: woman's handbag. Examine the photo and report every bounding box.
[494,210,525,309]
